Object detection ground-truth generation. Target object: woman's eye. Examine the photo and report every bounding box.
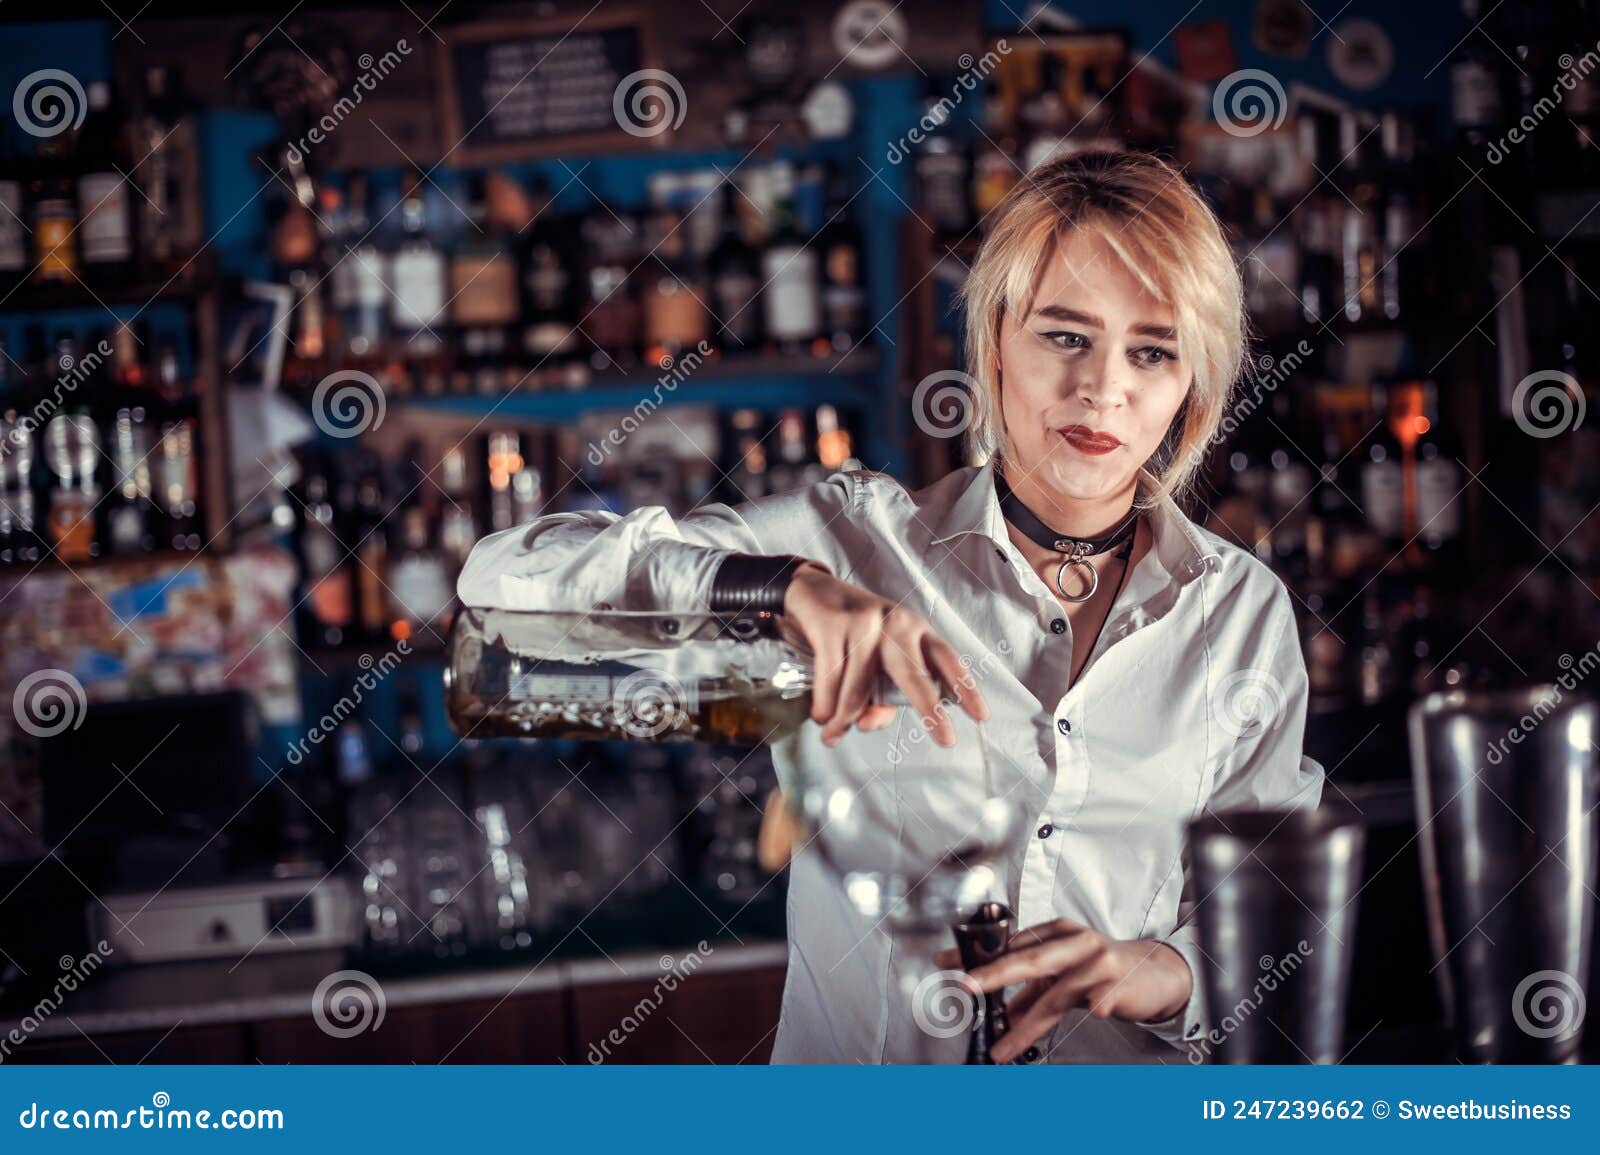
[1135,347,1177,367]
[1043,331,1087,350]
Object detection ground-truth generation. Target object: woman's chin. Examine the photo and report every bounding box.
[1016,450,1134,503]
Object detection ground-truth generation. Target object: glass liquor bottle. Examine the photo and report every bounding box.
[388,170,447,357]
[708,182,761,357]
[760,165,820,357]
[330,171,388,359]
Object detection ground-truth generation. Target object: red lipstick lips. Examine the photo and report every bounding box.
[1059,424,1122,456]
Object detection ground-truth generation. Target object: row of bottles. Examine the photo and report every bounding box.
[0,324,203,564]
[0,66,204,293]
[278,159,869,392]
[292,401,863,652]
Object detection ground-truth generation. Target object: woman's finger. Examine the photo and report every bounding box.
[821,636,879,746]
[923,634,990,723]
[879,631,953,746]
[1005,976,1056,1021]
[809,637,845,725]
[967,926,1100,992]
[857,704,898,732]
[990,971,1102,1063]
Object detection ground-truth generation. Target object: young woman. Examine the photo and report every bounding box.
[457,150,1324,1064]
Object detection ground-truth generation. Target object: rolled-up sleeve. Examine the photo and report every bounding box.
[455,473,858,613]
[1141,581,1325,1052]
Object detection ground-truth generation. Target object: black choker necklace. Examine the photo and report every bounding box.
[994,472,1139,603]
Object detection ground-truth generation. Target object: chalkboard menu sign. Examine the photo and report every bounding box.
[438,11,653,162]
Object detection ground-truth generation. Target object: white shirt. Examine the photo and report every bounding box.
[457,462,1325,1063]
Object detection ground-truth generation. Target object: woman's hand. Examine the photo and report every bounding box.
[781,563,989,747]
[934,918,1193,1063]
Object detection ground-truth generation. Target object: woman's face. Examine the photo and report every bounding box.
[996,228,1191,504]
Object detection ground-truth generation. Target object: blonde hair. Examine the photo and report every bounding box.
[956,150,1245,510]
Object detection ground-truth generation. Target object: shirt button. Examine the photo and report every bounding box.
[1056,717,1071,735]
[994,547,1008,562]
[1037,823,1054,839]
[1049,618,1066,635]
[1019,1046,1042,1064]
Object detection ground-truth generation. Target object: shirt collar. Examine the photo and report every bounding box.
[928,461,1222,586]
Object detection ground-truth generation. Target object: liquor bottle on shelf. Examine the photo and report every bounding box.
[437,443,480,573]
[818,174,866,357]
[43,401,101,562]
[156,415,201,551]
[485,431,523,534]
[104,401,156,555]
[708,182,762,357]
[1338,113,1381,325]
[914,79,970,237]
[132,65,203,277]
[29,167,77,286]
[330,172,388,359]
[298,464,353,649]
[643,206,709,367]
[1358,383,1405,547]
[0,348,39,565]
[1391,379,1462,561]
[388,503,454,642]
[1377,113,1420,323]
[579,203,641,374]
[814,404,858,474]
[76,80,134,288]
[1449,0,1507,148]
[0,158,25,292]
[452,172,519,371]
[725,409,771,502]
[518,176,582,375]
[352,460,391,643]
[766,408,813,493]
[761,165,821,357]
[388,170,447,357]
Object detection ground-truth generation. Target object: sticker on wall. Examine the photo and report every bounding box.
[832,0,911,71]
[1253,0,1312,59]
[801,81,854,139]
[1175,19,1237,83]
[1327,18,1394,91]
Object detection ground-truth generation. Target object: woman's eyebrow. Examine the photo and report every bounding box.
[1132,323,1178,340]
[1032,304,1103,327]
